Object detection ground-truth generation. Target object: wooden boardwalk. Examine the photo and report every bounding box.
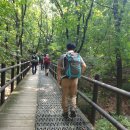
[0,66,94,130]
[0,68,38,130]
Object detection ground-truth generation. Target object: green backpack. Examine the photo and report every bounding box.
[64,52,81,78]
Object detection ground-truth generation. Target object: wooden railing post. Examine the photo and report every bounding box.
[25,61,30,75]
[16,58,20,85]
[1,63,6,104]
[53,65,55,78]
[54,65,57,80]
[91,74,99,125]
[21,60,23,80]
[11,62,15,92]
[51,65,53,76]
[23,61,26,77]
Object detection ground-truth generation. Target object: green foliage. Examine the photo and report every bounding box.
[0,1,130,130]
[96,115,130,130]
[0,0,130,83]
[96,119,116,130]
[122,82,130,91]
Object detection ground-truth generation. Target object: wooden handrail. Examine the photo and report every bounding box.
[0,61,30,104]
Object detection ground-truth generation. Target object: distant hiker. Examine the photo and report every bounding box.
[31,52,38,74]
[39,54,44,70]
[44,54,51,76]
[42,54,46,70]
[57,43,86,119]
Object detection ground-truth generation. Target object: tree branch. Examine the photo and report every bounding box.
[77,0,94,53]
[53,0,69,40]
[94,1,113,10]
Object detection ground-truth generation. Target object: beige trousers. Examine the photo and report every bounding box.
[61,78,78,113]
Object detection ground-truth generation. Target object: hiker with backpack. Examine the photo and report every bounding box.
[44,54,51,76]
[57,43,86,119]
[31,52,39,74]
[39,54,44,70]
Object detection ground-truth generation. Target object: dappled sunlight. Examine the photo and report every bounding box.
[12,91,20,95]
[40,99,48,103]
[23,86,39,92]
[28,78,35,80]
[38,88,46,91]
[28,77,38,80]
[43,83,52,86]
[49,107,58,114]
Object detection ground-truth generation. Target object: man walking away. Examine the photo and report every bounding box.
[39,54,44,70]
[57,43,86,119]
[31,52,38,74]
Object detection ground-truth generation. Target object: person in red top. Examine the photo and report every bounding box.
[44,54,51,76]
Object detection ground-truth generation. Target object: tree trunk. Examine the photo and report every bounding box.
[19,3,27,56]
[77,0,94,53]
[113,0,127,115]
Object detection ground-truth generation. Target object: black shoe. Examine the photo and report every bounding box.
[62,112,68,119]
[70,111,76,118]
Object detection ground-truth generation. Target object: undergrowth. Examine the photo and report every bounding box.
[95,115,130,130]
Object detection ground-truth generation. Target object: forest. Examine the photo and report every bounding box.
[0,0,130,129]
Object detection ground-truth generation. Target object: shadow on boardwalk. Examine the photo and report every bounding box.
[0,66,94,130]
